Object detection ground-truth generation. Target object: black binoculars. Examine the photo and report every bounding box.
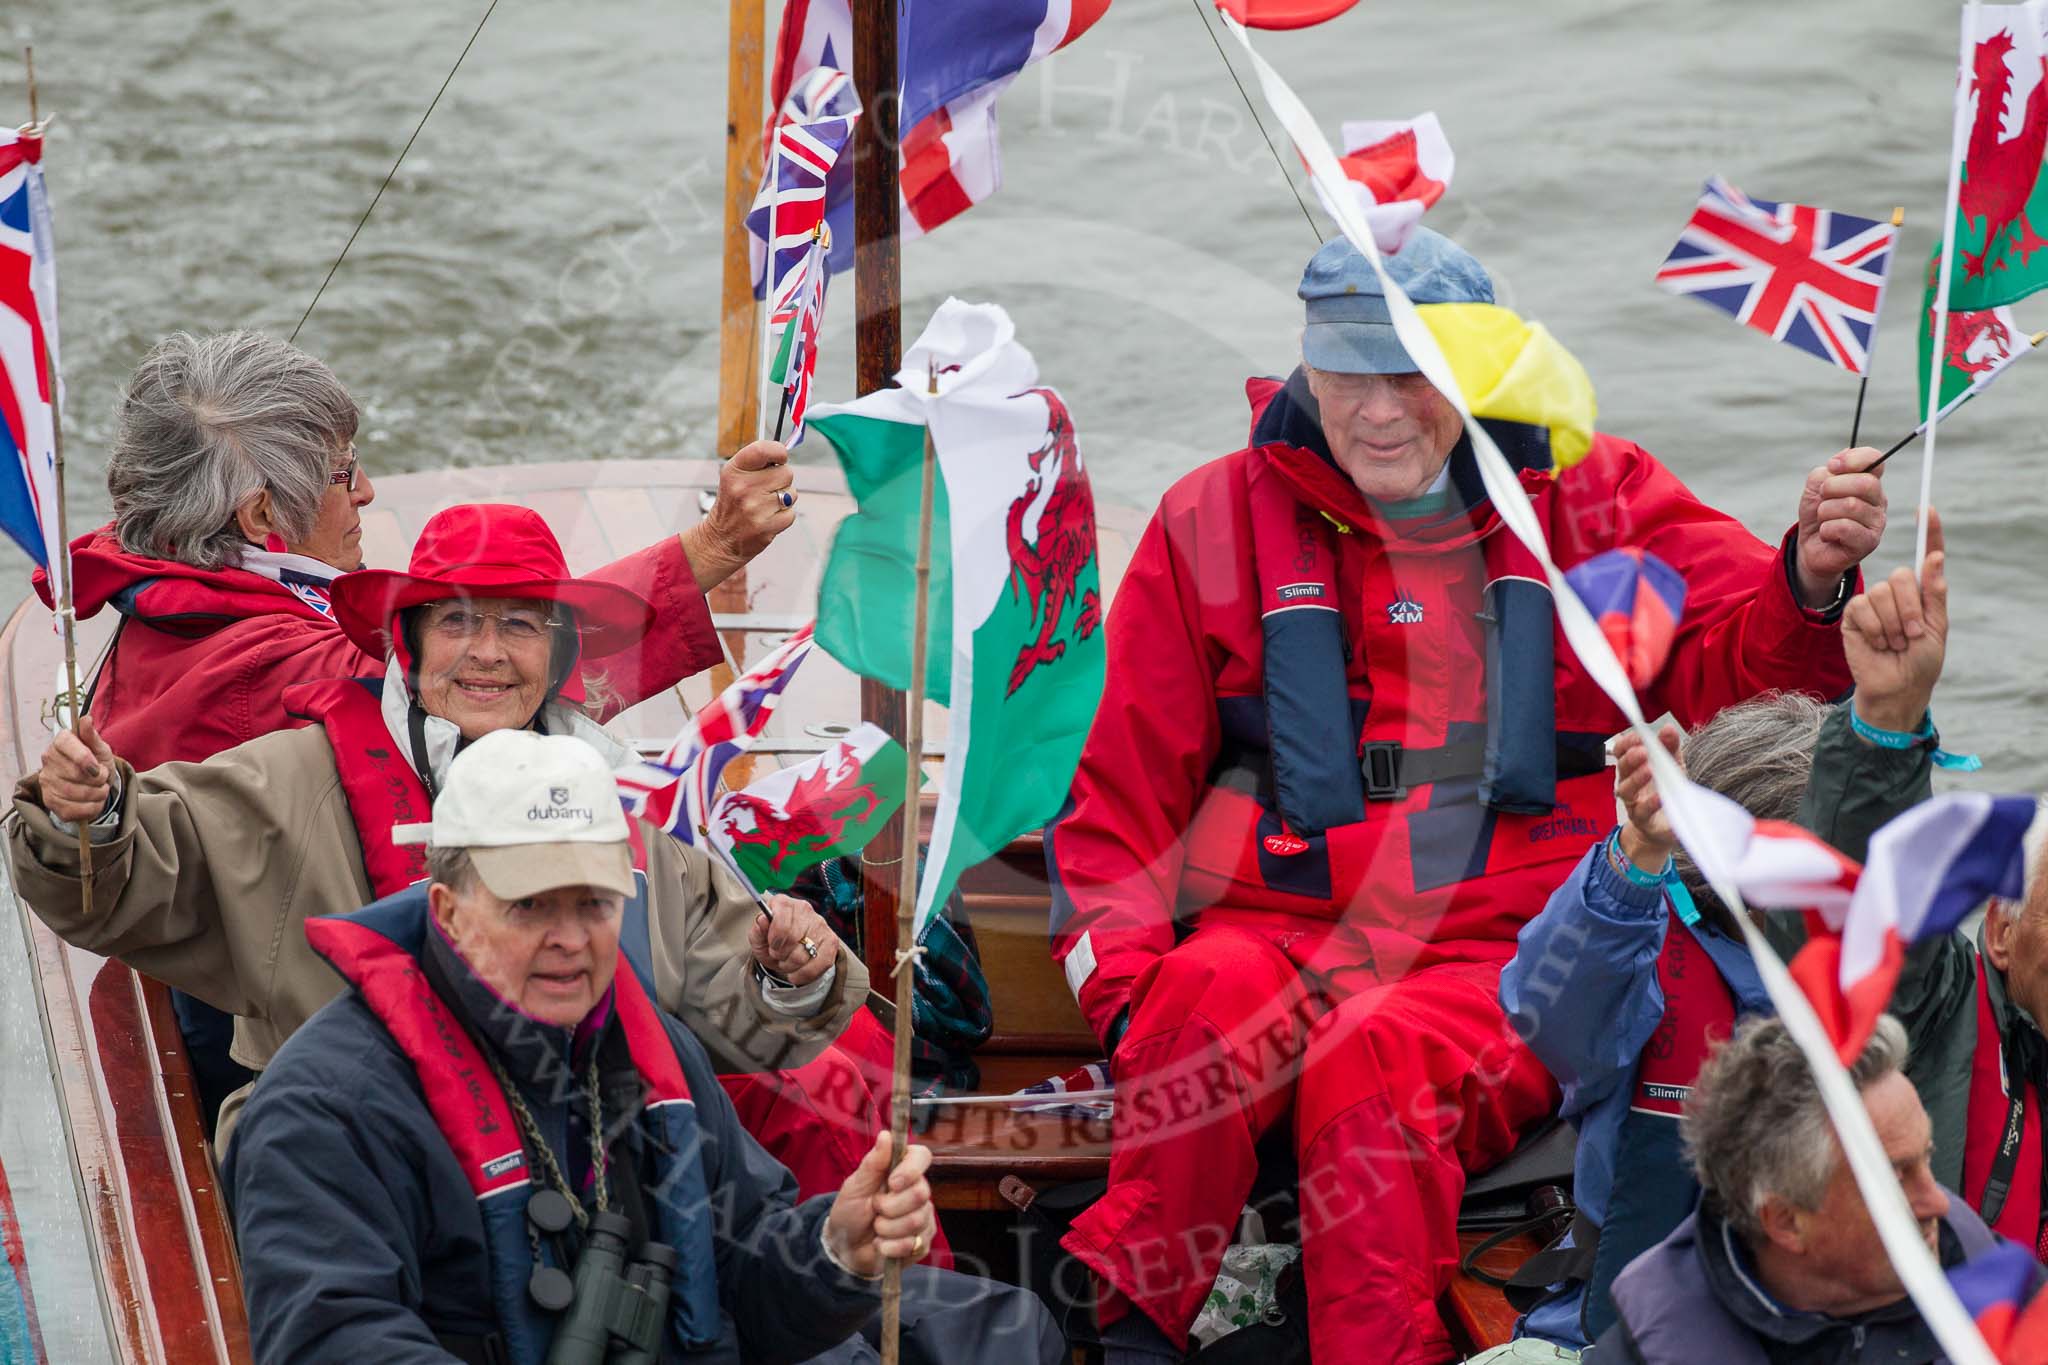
[543,1210,680,1365]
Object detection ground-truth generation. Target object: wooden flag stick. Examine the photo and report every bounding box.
[24,50,91,912]
[1850,206,1906,449]
[879,359,939,1365]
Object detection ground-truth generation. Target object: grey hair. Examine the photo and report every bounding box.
[1672,692,1831,912]
[1683,1013,1909,1242]
[108,331,359,569]
[426,845,479,893]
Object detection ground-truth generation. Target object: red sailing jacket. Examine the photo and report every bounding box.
[1046,380,1855,1045]
[39,526,720,772]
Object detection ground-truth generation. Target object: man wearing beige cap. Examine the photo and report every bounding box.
[225,729,1062,1364]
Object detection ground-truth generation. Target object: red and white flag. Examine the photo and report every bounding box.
[1790,793,2037,1064]
[1313,114,1455,253]
[1215,0,1360,28]
[770,0,1110,252]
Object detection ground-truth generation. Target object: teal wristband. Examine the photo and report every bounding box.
[1848,708,1982,772]
[1605,829,1671,889]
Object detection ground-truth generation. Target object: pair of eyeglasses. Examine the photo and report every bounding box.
[424,606,564,644]
[328,444,361,492]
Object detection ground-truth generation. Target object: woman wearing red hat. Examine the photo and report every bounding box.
[49,330,799,774]
[9,504,890,1211]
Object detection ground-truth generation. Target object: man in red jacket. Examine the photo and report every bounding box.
[1047,230,1883,1365]
[47,330,798,770]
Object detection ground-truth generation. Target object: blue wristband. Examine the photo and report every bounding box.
[1605,829,1671,889]
[1848,708,1982,772]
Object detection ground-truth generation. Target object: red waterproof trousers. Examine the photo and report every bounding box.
[1061,916,1556,1364]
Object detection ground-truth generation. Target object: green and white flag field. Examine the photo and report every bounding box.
[807,299,1106,933]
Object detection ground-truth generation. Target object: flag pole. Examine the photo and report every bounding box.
[1917,5,1978,574]
[715,0,764,457]
[879,359,938,1365]
[23,48,93,914]
[1850,205,1905,448]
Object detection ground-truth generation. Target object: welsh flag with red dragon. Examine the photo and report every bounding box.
[706,723,911,892]
[808,299,1106,936]
[1922,2,2048,408]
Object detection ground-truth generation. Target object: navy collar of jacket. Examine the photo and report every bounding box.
[1695,1201,1948,1351]
[1250,365,1555,519]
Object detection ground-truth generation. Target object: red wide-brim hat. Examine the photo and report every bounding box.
[332,504,656,661]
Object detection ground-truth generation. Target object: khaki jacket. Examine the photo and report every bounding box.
[8,725,867,1079]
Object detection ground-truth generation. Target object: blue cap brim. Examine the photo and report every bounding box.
[1301,320,1418,375]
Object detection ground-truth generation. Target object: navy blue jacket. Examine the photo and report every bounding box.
[223,902,879,1364]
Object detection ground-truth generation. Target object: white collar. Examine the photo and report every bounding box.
[377,657,633,789]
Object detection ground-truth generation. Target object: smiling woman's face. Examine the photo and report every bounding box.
[413,596,561,740]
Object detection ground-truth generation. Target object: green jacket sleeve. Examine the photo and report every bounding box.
[1796,701,1978,1188]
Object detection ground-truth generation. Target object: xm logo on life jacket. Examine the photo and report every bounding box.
[1387,591,1425,625]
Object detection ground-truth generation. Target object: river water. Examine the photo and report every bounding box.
[6,0,2043,784]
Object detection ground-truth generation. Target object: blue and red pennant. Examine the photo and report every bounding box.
[1564,547,1686,690]
[1948,1243,2048,1364]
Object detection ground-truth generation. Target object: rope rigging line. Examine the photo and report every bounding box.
[289,0,503,343]
[1186,0,1322,243]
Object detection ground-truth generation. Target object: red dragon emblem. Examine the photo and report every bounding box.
[1936,304,2017,378]
[1002,388,1102,697]
[718,750,885,880]
[1959,28,2048,279]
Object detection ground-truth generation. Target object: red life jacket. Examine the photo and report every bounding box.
[306,894,722,1360]
[1964,955,2047,1255]
[1175,421,1612,918]
[283,678,651,901]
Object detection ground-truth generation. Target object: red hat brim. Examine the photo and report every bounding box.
[331,566,656,662]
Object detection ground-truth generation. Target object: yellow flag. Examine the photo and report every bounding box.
[1415,303,1598,470]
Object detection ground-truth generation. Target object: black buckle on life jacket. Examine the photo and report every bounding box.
[1361,742,1405,801]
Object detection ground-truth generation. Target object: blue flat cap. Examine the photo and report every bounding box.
[1298,228,1494,374]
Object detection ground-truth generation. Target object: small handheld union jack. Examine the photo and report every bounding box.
[769,228,830,445]
[1655,176,1899,376]
[0,126,66,600]
[615,623,818,844]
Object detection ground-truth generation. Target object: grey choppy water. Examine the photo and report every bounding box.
[1,0,2042,790]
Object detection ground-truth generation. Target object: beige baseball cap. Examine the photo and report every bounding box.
[392,729,635,902]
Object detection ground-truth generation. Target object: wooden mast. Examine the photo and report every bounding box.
[851,0,905,993]
[715,0,764,460]
[708,0,766,701]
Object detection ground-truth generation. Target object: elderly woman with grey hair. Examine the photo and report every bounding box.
[39,328,799,774]
[1590,1014,2028,1364]
[1492,520,1970,1355]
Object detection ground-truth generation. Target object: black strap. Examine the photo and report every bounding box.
[406,703,440,804]
[1461,1207,1595,1316]
[1216,734,1606,803]
[434,1330,511,1365]
[1978,1038,2031,1226]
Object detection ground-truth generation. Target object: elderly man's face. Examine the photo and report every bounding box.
[1305,367,1465,504]
[1778,1071,1947,1316]
[415,596,559,740]
[430,873,623,1029]
[1986,848,2048,1025]
[289,443,376,571]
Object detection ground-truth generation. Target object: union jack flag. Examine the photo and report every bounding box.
[767,234,829,444]
[616,623,818,842]
[0,128,65,599]
[746,67,859,304]
[1655,177,1899,375]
